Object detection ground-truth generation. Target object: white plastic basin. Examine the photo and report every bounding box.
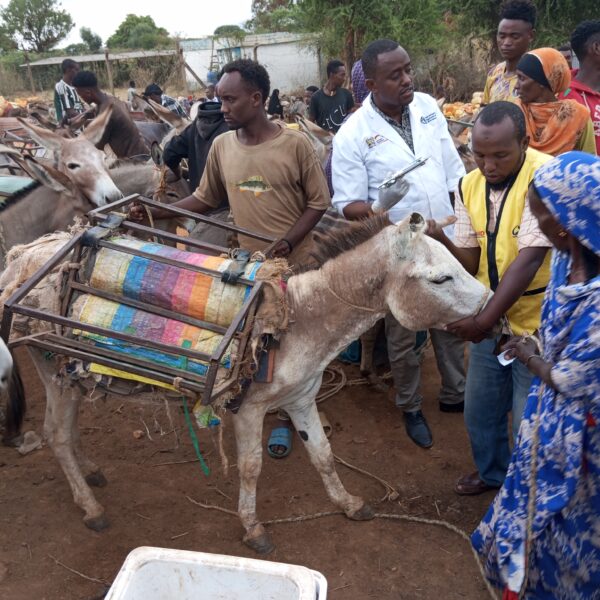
[106,546,328,600]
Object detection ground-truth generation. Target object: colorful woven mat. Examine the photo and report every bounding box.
[72,294,232,377]
[70,236,263,380]
[90,236,261,326]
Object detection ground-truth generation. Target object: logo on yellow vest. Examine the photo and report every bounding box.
[512,225,520,237]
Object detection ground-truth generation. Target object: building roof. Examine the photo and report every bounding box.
[22,49,176,68]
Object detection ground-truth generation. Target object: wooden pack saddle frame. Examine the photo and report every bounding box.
[0,194,276,406]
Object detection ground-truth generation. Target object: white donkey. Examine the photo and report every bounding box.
[0,336,25,445]
[0,213,489,553]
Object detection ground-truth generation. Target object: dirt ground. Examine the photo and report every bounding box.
[0,346,498,600]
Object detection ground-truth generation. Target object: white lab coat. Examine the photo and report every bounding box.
[331,92,465,234]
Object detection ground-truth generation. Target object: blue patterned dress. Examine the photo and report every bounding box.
[472,249,600,598]
[469,152,600,600]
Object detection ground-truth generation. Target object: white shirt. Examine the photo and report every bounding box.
[332,92,465,235]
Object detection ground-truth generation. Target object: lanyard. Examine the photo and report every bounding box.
[484,176,517,291]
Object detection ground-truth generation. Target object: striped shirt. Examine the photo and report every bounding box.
[161,94,187,118]
[54,80,84,121]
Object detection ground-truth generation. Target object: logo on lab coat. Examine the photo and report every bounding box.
[365,134,389,149]
[420,112,437,124]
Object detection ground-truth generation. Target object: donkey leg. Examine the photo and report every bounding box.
[71,414,107,488]
[286,399,374,521]
[45,383,108,530]
[232,401,274,554]
[30,349,108,531]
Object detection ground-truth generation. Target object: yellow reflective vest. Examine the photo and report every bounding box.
[460,148,552,335]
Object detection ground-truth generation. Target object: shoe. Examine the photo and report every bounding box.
[454,471,500,496]
[403,410,433,448]
[439,400,464,413]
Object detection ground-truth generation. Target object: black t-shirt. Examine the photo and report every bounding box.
[309,87,354,133]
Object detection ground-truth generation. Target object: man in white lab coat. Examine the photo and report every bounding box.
[332,39,467,448]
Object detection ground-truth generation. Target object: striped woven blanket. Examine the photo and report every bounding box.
[71,236,261,377]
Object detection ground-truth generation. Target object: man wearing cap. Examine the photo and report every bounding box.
[144,83,187,118]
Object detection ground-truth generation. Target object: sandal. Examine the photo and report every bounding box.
[267,427,292,458]
[319,412,332,438]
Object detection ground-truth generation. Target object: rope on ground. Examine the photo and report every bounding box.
[185,498,499,600]
[315,364,392,405]
[333,453,399,502]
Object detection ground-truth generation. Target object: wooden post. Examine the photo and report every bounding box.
[176,40,189,96]
[104,48,114,94]
[24,52,36,94]
[183,61,206,89]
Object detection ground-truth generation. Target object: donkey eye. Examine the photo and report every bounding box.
[67,162,80,170]
[432,275,453,284]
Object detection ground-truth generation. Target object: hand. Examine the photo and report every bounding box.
[425,219,446,243]
[268,239,292,258]
[502,335,539,364]
[128,203,150,223]
[445,315,490,343]
[373,178,410,213]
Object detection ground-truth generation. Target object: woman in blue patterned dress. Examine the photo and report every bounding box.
[472,151,600,599]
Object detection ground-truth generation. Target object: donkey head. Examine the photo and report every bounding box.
[18,107,123,206]
[385,213,489,330]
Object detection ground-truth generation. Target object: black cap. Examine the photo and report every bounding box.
[143,83,163,97]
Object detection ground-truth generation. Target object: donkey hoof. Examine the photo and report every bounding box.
[85,471,108,488]
[348,504,375,521]
[244,532,275,555]
[84,514,110,532]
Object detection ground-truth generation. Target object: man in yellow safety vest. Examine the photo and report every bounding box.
[426,101,552,495]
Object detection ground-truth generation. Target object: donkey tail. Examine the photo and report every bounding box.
[3,360,26,446]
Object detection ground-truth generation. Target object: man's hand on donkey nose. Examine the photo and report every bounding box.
[446,316,488,343]
[373,178,410,213]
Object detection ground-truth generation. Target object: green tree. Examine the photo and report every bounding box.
[214,25,247,63]
[80,26,102,52]
[0,0,74,52]
[295,0,446,68]
[246,0,300,33]
[0,24,17,51]
[106,14,171,49]
[442,0,600,50]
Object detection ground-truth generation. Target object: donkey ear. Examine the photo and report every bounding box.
[17,118,63,153]
[408,212,427,233]
[27,160,71,193]
[394,212,428,257]
[147,98,188,131]
[82,104,113,146]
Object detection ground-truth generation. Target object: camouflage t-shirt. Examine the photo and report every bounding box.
[193,126,330,266]
[482,62,519,104]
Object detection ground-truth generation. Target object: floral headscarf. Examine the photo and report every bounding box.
[517,48,591,156]
[519,48,571,95]
[533,151,600,255]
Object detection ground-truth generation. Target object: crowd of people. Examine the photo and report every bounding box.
[49,0,599,596]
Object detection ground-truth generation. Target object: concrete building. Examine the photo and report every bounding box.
[181,32,322,93]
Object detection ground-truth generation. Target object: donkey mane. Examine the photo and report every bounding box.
[309,213,391,268]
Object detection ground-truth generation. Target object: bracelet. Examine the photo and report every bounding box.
[525,354,539,367]
[282,239,293,252]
